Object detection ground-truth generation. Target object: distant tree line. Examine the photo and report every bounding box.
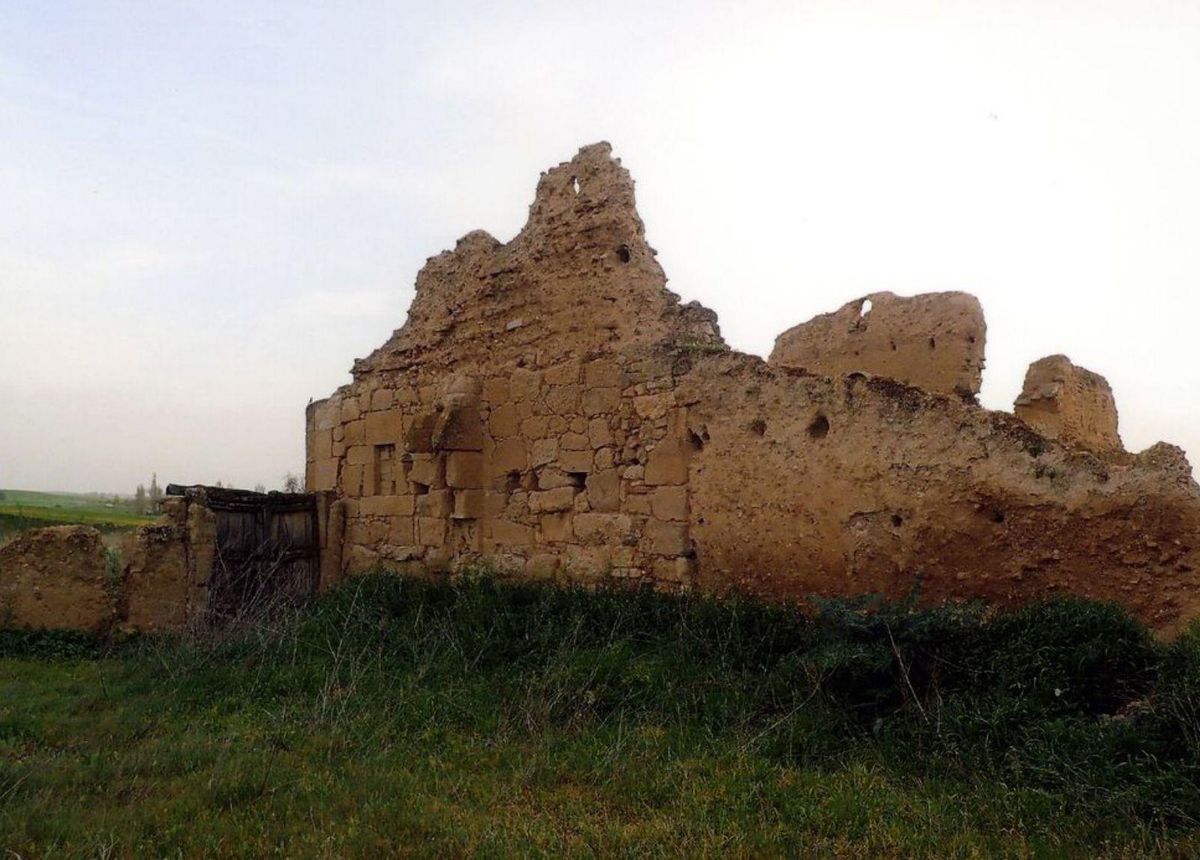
[131,473,163,515]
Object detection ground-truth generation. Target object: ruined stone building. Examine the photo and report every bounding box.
[303,142,1200,634]
[3,143,1197,636]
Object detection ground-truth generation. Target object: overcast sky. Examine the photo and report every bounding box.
[1,0,1197,494]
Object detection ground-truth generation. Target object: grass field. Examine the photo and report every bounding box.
[0,488,155,546]
[2,575,1199,857]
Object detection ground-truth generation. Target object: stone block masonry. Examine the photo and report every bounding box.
[305,142,1200,635]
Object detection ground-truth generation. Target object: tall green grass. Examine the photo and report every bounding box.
[2,573,1198,856]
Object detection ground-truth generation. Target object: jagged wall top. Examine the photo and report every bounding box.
[305,141,1200,636]
[354,143,721,380]
[769,291,986,398]
[1014,354,1123,455]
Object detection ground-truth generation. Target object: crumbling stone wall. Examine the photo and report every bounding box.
[122,487,320,630]
[1014,354,1123,455]
[769,291,986,399]
[308,143,720,586]
[0,497,219,634]
[308,143,1200,634]
[0,526,115,632]
[122,495,217,630]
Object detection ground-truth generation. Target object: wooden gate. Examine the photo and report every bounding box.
[167,485,320,624]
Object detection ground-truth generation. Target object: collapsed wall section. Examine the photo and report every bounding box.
[0,525,114,631]
[1015,354,1123,455]
[0,506,216,633]
[121,494,217,631]
[1,489,310,634]
[769,291,986,398]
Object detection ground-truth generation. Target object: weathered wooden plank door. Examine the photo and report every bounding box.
[203,488,320,624]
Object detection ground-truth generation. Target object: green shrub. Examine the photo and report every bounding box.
[0,628,105,660]
[980,599,1159,716]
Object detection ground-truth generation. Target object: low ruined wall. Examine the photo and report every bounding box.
[769,291,986,398]
[0,497,219,634]
[122,496,217,631]
[0,525,115,632]
[305,143,1200,634]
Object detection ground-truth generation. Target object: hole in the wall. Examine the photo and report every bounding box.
[891,514,903,528]
[687,429,705,451]
[890,340,897,351]
[412,481,430,496]
[860,298,873,316]
[505,470,521,493]
[968,335,977,344]
[567,472,587,489]
[749,418,767,436]
[572,176,581,195]
[616,245,631,263]
[807,415,830,439]
[991,510,1006,524]
[928,337,937,350]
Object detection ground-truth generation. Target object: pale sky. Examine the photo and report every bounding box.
[1,0,1197,494]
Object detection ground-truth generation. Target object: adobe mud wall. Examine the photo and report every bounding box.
[308,143,1200,633]
[0,526,115,632]
[121,494,217,631]
[0,497,217,633]
[1015,354,1123,455]
[770,291,986,399]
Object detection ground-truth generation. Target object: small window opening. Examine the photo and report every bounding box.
[567,472,587,489]
[374,444,396,495]
[749,418,767,436]
[687,428,705,451]
[412,481,430,496]
[616,245,631,263]
[891,514,903,528]
[572,176,580,195]
[807,414,830,439]
[860,298,873,316]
